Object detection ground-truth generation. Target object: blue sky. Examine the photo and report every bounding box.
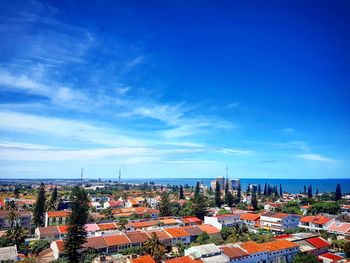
[0,0,349,179]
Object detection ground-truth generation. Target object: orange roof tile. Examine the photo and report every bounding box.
[47,211,70,218]
[197,224,220,235]
[103,234,130,247]
[166,256,203,263]
[240,213,260,221]
[146,230,171,241]
[57,225,68,234]
[97,223,118,231]
[165,227,189,238]
[132,255,156,263]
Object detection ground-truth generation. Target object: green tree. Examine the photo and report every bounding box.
[4,200,27,248]
[47,187,58,211]
[307,185,313,198]
[158,192,172,216]
[215,181,222,207]
[144,233,165,262]
[344,241,350,258]
[29,240,50,255]
[251,191,258,211]
[293,251,318,263]
[196,232,210,245]
[33,183,46,227]
[64,186,89,263]
[237,183,241,200]
[14,187,20,199]
[179,185,184,200]
[335,184,342,201]
[118,217,128,230]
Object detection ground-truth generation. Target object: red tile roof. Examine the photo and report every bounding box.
[220,246,249,259]
[306,237,330,249]
[197,224,220,235]
[240,213,260,221]
[300,215,331,225]
[97,223,118,231]
[182,216,202,224]
[57,225,68,234]
[165,227,189,238]
[83,236,107,249]
[103,234,131,246]
[318,252,343,261]
[47,211,70,218]
[132,255,156,263]
[166,256,203,263]
[125,231,149,243]
[146,230,171,241]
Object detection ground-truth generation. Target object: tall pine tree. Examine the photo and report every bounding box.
[159,192,172,216]
[215,181,222,207]
[307,185,313,198]
[64,186,89,263]
[179,185,184,200]
[33,183,46,227]
[279,184,283,197]
[251,190,258,211]
[237,183,241,200]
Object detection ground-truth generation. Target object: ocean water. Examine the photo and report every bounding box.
[122,178,350,194]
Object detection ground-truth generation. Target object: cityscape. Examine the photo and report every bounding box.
[0,1,350,263]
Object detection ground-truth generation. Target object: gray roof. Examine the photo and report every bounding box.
[195,243,221,256]
[0,246,17,261]
[202,255,229,263]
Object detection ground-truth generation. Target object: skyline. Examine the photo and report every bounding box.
[0,0,350,179]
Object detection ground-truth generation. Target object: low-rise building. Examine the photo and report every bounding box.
[204,214,241,230]
[239,213,260,228]
[298,215,333,232]
[260,212,300,232]
[0,210,32,229]
[45,210,70,227]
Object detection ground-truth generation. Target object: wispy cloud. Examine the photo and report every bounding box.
[297,153,338,163]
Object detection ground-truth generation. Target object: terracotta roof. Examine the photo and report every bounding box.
[160,218,178,225]
[182,216,202,224]
[182,226,204,236]
[125,231,149,243]
[146,230,171,241]
[166,256,203,263]
[318,252,343,261]
[165,227,189,238]
[306,237,330,249]
[197,224,220,235]
[97,223,118,231]
[55,240,65,253]
[57,225,68,234]
[47,211,70,218]
[132,255,156,263]
[240,240,298,254]
[108,200,123,207]
[220,246,248,259]
[328,221,350,233]
[103,234,130,246]
[240,213,260,221]
[38,226,59,236]
[132,220,158,229]
[262,212,289,219]
[300,216,314,223]
[83,236,107,249]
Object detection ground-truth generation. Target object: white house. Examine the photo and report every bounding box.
[204,214,241,230]
[260,212,300,232]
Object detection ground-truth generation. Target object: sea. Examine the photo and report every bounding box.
[122,178,350,194]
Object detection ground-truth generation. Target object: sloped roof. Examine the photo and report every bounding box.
[103,234,130,246]
[125,231,149,243]
[182,226,204,236]
[132,255,155,263]
[38,226,59,236]
[240,213,260,221]
[165,227,189,238]
[306,237,330,249]
[197,224,220,235]
[220,246,248,259]
[166,256,203,263]
[47,211,70,218]
[83,236,107,249]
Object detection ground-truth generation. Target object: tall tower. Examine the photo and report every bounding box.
[81,168,84,184]
[118,169,121,183]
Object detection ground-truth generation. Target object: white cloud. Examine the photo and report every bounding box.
[297,153,337,163]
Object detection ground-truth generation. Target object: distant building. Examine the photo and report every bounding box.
[260,212,301,232]
[0,210,32,229]
[228,179,240,191]
[211,177,227,191]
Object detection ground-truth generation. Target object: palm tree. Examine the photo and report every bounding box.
[144,233,165,262]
